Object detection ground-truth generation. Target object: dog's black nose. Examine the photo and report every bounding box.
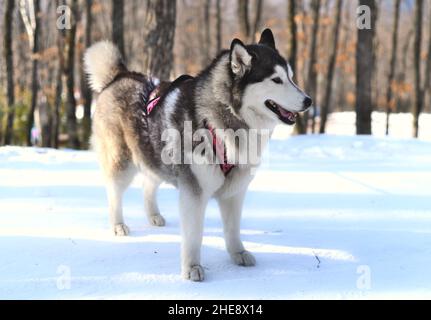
[303,97,313,109]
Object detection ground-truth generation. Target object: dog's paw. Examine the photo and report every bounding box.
[182,265,205,282]
[113,223,130,236]
[149,214,166,227]
[232,251,256,267]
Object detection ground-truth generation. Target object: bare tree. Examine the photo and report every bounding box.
[252,0,263,39]
[65,0,80,148]
[371,3,380,118]
[112,0,125,59]
[287,0,305,133]
[81,0,93,148]
[16,9,29,101]
[398,27,413,86]
[385,0,401,136]
[413,0,423,138]
[52,0,65,148]
[237,0,264,42]
[319,0,343,134]
[202,0,211,64]
[216,0,222,52]
[237,0,250,41]
[53,36,64,149]
[287,0,297,73]
[305,0,321,134]
[3,0,15,145]
[38,10,52,148]
[142,0,177,80]
[20,0,41,146]
[355,0,376,135]
[423,3,431,117]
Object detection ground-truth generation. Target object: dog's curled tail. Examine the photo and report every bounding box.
[84,41,125,93]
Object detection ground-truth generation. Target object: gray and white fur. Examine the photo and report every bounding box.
[84,29,311,281]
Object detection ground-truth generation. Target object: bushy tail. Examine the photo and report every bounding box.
[84,41,125,93]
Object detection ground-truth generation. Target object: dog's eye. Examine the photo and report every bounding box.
[272,77,283,84]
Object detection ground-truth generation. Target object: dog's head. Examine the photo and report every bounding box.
[229,29,312,130]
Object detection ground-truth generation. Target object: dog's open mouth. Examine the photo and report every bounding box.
[265,100,298,125]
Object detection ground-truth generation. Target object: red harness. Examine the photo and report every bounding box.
[146,89,234,176]
[206,124,235,176]
[146,88,162,115]
[146,96,161,115]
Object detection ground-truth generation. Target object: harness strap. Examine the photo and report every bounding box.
[206,124,235,176]
[145,81,235,177]
[146,95,161,115]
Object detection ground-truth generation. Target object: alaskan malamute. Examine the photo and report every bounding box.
[84,29,312,281]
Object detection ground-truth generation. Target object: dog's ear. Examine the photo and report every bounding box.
[230,39,252,78]
[258,29,276,50]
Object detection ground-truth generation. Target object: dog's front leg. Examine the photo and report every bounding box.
[179,186,208,281]
[217,189,256,267]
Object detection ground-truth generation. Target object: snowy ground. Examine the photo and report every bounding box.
[1,120,431,299]
[273,112,431,141]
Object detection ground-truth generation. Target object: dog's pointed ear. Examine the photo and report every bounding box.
[258,29,276,50]
[230,39,252,77]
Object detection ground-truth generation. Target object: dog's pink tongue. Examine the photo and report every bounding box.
[279,108,295,120]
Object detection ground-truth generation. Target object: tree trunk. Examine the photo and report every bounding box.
[17,9,28,98]
[385,0,401,136]
[65,0,80,149]
[216,0,222,52]
[251,0,263,40]
[371,3,380,120]
[81,0,93,149]
[413,0,423,138]
[53,55,63,149]
[38,1,56,148]
[52,0,64,148]
[288,0,305,133]
[25,0,41,146]
[398,28,413,85]
[319,0,343,134]
[423,2,431,115]
[355,0,376,135]
[203,0,211,64]
[39,98,52,147]
[142,0,177,81]
[112,0,125,59]
[237,0,250,41]
[237,0,263,42]
[3,0,15,145]
[287,0,297,73]
[306,0,320,134]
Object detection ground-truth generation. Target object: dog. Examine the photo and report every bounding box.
[84,29,312,281]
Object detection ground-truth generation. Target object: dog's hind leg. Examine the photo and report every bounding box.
[105,164,136,236]
[142,175,166,227]
[217,189,256,267]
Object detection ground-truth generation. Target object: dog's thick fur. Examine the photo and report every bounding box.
[84,29,311,281]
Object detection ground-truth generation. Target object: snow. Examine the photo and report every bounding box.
[272,112,431,141]
[1,121,431,299]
